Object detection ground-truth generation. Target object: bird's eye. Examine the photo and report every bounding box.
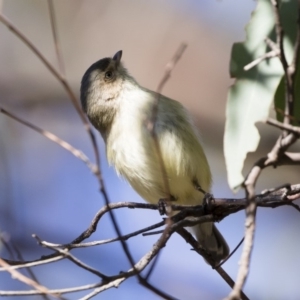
[105,71,113,79]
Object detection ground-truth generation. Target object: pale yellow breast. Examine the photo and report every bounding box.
[106,88,212,205]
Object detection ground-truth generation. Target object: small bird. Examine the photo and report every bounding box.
[80,50,229,263]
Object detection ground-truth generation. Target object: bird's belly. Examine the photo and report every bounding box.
[109,138,203,206]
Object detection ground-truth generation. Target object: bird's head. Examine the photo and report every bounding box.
[80,50,134,137]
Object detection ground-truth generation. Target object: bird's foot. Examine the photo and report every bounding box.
[202,192,214,213]
[157,196,176,216]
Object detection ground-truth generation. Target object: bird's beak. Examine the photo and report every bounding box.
[113,50,122,66]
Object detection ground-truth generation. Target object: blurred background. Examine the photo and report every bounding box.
[1,0,300,299]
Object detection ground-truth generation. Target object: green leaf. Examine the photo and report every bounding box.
[274,59,300,125]
[224,0,297,191]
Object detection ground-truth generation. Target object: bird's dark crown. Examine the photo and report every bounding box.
[80,51,123,112]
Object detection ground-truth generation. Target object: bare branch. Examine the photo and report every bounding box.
[0,13,97,146]
[71,202,159,244]
[271,0,289,71]
[9,243,52,300]
[40,220,165,249]
[271,0,294,124]
[244,49,278,71]
[0,258,62,299]
[1,185,299,298]
[47,0,66,75]
[0,14,106,219]
[176,228,250,300]
[81,225,173,299]
[0,255,64,271]
[227,44,300,298]
[227,134,298,299]
[0,282,103,297]
[290,3,300,75]
[156,43,188,95]
[0,106,97,174]
[216,237,244,268]
[274,106,300,125]
[227,182,256,300]
[266,118,300,135]
[0,13,136,270]
[33,235,108,279]
[3,185,299,270]
[138,277,178,300]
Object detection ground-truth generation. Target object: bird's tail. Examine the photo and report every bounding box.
[193,222,229,264]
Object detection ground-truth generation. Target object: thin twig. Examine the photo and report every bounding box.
[0,106,97,173]
[0,255,64,271]
[215,237,244,268]
[287,202,300,212]
[2,186,300,270]
[11,243,51,300]
[0,188,299,297]
[0,282,103,297]
[227,135,297,299]
[0,235,52,297]
[71,202,159,244]
[266,118,300,134]
[226,181,256,300]
[33,235,108,280]
[290,3,300,75]
[244,50,278,71]
[2,10,137,273]
[228,107,299,300]
[226,139,299,297]
[138,277,178,300]
[176,228,250,300]
[0,16,119,262]
[273,106,300,124]
[79,278,125,300]
[271,0,293,125]
[40,220,165,249]
[0,258,61,299]
[0,13,101,170]
[79,226,173,299]
[47,0,66,75]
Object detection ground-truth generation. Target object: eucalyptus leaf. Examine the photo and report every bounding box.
[224,0,297,191]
